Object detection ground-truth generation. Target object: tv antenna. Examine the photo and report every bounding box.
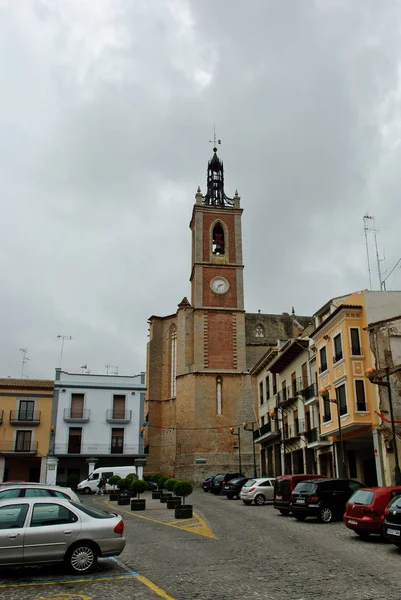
[209,124,221,149]
[20,348,29,378]
[57,335,72,369]
[105,364,119,375]
[363,214,386,290]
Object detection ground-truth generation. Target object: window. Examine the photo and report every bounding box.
[261,416,265,426]
[265,376,270,400]
[52,490,71,500]
[216,377,222,415]
[0,504,28,529]
[170,326,177,398]
[0,489,21,499]
[323,396,331,422]
[291,372,297,397]
[70,501,114,519]
[336,384,347,416]
[333,334,343,363]
[30,503,78,527]
[67,427,82,454]
[350,328,361,355]
[355,380,367,411]
[70,394,84,419]
[272,373,277,395]
[301,362,308,390]
[259,381,264,405]
[18,400,34,420]
[112,395,126,419]
[24,489,52,498]
[15,430,32,452]
[281,381,287,401]
[255,324,265,338]
[212,222,225,255]
[111,428,124,454]
[319,347,328,372]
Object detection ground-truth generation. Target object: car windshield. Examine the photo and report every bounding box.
[293,482,317,494]
[229,478,243,484]
[348,489,374,505]
[275,479,290,494]
[388,495,401,509]
[214,476,224,482]
[244,479,256,487]
[70,502,114,519]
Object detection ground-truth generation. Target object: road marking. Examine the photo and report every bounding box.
[0,574,138,589]
[101,499,217,539]
[136,575,176,600]
[34,595,91,600]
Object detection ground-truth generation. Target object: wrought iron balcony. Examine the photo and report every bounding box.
[305,427,330,448]
[63,408,90,423]
[0,441,38,453]
[106,410,132,423]
[54,443,139,455]
[253,422,279,443]
[301,383,320,406]
[286,419,305,440]
[9,410,41,425]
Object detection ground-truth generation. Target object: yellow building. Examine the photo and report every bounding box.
[312,290,401,485]
[0,378,54,482]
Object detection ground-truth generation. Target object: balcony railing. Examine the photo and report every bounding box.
[319,363,328,373]
[333,352,343,364]
[9,410,41,425]
[253,422,271,440]
[286,419,305,440]
[301,383,319,404]
[106,410,132,423]
[305,427,330,447]
[54,443,140,455]
[0,441,38,453]
[63,408,90,423]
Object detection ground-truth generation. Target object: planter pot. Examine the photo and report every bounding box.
[160,493,173,503]
[131,498,146,511]
[175,505,193,519]
[152,491,162,500]
[109,493,119,501]
[118,495,130,506]
[167,498,181,510]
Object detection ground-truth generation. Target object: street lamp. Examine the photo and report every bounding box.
[319,387,346,478]
[366,367,401,485]
[270,407,286,475]
[242,422,257,477]
[230,427,242,474]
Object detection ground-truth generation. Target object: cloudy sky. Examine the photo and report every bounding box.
[1,0,401,379]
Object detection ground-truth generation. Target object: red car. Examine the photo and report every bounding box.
[344,486,401,538]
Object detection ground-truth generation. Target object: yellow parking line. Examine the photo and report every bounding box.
[0,575,136,588]
[136,575,176,600]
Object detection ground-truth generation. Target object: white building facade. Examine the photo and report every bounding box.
[48,369,146,486]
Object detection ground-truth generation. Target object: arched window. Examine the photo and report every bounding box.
[255,324,265,338]
[212,223,225,255]
[170,325,177,398]
[216,376,222,415]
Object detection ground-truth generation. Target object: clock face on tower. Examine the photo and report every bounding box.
[211,277,229,294]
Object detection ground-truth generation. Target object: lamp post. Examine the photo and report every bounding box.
[319,387,346,478]
[366,367,401,485]
[242,422,257,478]
[230,427,242,474]
[270,407,286,475]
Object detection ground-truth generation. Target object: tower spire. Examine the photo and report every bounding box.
[203,129,233,207]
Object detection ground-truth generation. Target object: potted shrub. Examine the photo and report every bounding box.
[117,477,131,505]
[108,475,121,501]
[165,479,180,509]
[158,476,168,491]
[126,473,139,497]
[130,479,147,511]
[173,480,193,519]
[151,474,164,499]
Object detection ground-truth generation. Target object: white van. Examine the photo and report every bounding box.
[77,465,142,494]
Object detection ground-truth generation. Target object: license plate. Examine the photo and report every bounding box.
[276,495,282,500]
[348,519,358,525]
[296,498,305,504]
[387,527,401,536]
[224,486,229,490]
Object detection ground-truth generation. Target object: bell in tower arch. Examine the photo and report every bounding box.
[212,223,225,255]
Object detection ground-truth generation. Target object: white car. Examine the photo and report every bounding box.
[0,484,80,503]
[240,478,276,505]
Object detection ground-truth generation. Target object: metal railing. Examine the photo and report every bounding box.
[106,410,132,422]
[54,443,140,455]
[305,428,319,444]
[0,441,38,453]
[253,422,272,440]
[301,383,319,401]
[9,410,41,423]
[63,408,90,422]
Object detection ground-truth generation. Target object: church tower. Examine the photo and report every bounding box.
[146,147,255,482]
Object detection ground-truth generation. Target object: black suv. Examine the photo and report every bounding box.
[291,478,363,523]
[222,477,249,499]
[384,494,401,547]
[201,476,215,492]
[210,473,244,495]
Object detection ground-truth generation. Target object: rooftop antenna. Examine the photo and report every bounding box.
[209,124,221,149]
[363,214,385,290]
[80,364,87,374]
[20,348,29,378]
[363,214,373,290]
[57,335,72,369]
[105,364,118,375]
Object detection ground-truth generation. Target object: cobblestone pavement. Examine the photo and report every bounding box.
[2,489,401,599]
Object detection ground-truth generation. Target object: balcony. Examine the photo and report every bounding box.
[286,419,305,441]
[106,410,132,424]
[319,363,328,374]
[0,441,38,454]
[301,383,320,406]
[9,410,41,425]
[305,427,331,448]
[277,379,304,407]
[253,422,279,444]
[333,352,343,364]
[63,408,90,423]
[54,443,140,455]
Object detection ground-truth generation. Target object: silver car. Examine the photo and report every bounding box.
[240,477,276,505]
[0,497,125,573]
[0,484,80,503]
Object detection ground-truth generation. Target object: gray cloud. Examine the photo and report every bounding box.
[1,0,401,378]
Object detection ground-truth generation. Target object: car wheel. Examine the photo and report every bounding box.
[279,509,290,516]
[254,494,265,506]
[66,543,98,574]
[319,506,333,523]
[294,515,307,521]
[243,500,252,505]
[83,487,91,495]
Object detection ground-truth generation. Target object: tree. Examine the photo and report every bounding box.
[108,475,121,491]
[150,473,163,483]
[126,472,139,483]
[130,479,147,499]
[165,478,178,493]
[158,476,168,490]
[116,477,131,493]
[173,480,193,506]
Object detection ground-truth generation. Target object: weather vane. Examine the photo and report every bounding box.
[209,124,221,149]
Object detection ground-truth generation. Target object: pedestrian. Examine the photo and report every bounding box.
[96,476,106,495]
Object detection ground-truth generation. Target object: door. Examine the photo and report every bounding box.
[15,430,32,452]
[68,428,82,453]
[71,394,84,419]
[19,401,34,421]
[0,503,29,564]
[259,479,274,500]
[23,502,81,563]
[113,395,125,419]
[301,362,308,390]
